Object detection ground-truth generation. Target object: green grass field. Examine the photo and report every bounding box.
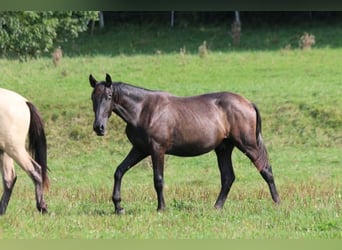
[0,23,341,239]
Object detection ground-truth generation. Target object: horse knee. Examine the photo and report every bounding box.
[154,175,164,191]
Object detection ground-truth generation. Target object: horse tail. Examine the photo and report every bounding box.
[252,103,269,170]
[26,102,50,190]
[252,103,263,145]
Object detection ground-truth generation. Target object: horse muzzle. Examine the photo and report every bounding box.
[93,123,105,136]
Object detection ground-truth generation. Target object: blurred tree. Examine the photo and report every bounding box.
[0,11,99,60]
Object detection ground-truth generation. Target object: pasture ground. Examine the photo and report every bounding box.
[0,22,341,239]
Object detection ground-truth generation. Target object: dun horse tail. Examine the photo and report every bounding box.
[26,102,50,190]
[252,103,269,170]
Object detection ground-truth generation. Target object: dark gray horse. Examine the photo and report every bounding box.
[89,74,280,214]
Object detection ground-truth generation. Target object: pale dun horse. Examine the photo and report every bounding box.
[0,88,49,215]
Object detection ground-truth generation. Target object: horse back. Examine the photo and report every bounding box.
[132,91,254,156]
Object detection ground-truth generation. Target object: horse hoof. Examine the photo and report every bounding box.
[214,204,223,210]
[115,208,125,215]
[274,198,281,205]
[37,204,48,214]
[40,208,48,214]
[157,207,166,213]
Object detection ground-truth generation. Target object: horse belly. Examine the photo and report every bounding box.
[167,144,215,157]
[167,127,223,157]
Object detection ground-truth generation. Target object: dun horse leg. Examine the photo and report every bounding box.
[31,161,48,213]
[214,142,235,210]
[151,146,166,212]
[0,153,17,215]
[10,149,47,213]
[113,147,147,214]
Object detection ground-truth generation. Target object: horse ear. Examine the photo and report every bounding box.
[105,73,112,85]
[104,73,112,88]
[89,74,97,88]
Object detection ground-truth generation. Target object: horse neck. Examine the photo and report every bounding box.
[112,83,147,125]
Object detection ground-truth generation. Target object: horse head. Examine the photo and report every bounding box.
[89,73,114,136]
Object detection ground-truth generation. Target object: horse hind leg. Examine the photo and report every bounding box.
[0,152,17,215]
[31,160,48,213]
[241,139,280,204]
[9,148,48,213]
[260,163,280,204]
[214,142,235,210]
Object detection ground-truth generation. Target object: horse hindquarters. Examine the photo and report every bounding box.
[229,103,280,204]
[0,153,17,215]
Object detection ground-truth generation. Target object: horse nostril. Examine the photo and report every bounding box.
[93,121,105,136]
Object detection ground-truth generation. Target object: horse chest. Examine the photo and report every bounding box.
[125,125,150,149]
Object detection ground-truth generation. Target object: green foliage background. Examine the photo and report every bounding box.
[0,11,98,59]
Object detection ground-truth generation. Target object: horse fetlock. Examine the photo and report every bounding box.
[36,202,48,214]
[157,205,166,212]
[113,196,125,214]
[214,200,225,210]
[214,203,224,210]
[115,207,125,215]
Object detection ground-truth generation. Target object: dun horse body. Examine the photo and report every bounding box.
[89,74,280,214]
[0,88,49,215]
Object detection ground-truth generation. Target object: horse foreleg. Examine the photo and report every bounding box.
[214,143,235,210]
[112,147,147,215]
[0,153,17,215]
[151,146,166,212]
